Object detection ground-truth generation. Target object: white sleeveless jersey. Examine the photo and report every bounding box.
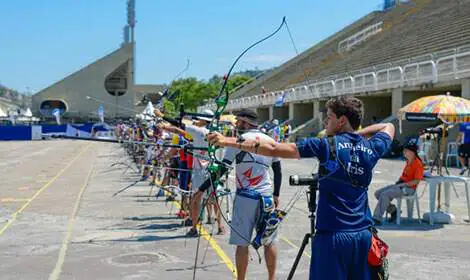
[223,130,280,196]
[185,125,210,189]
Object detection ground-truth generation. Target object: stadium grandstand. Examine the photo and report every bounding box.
[0,97,20,119]
[0,85,28,119]
[198,0,470,141]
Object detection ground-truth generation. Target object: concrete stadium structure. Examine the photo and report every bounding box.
[31,0,162,122]
[0,97,20,116]
[198,0,470,140]
[32,43,136,121]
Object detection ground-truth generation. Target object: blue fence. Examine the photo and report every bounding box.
[0,123,112,141]
[0,126,32,140]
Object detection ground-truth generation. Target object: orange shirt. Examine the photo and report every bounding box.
[399,158,424,189]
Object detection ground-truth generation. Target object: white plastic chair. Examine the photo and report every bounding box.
[446,142,460,168]
[396,190,421,225]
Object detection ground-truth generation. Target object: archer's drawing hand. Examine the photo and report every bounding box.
[207,132,227,148]
[154,109,164,118]
[157,123,171,131]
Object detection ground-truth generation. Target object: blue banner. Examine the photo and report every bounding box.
[275,92,287,107]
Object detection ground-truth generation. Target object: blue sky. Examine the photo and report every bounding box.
[1,0,384,93]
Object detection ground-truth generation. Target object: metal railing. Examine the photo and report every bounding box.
[199,46,470,112]
[338,22,384,53]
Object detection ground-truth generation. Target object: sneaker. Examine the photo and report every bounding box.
[155,189,164,198]
[206,217,213,225]
[183,219,193,227]
[176,210,187,218]
[460,168,468,176]
[216,227,226,235]
[186,228,198,237]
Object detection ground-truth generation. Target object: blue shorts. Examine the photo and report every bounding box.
[310,229,371,280]
[178,160,190,191]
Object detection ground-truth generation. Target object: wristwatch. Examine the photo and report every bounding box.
[236,135,245,150]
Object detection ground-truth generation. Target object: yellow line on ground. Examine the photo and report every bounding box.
[159,186,237,279]
[0,143,92,237]
[0,198,31,203]
[49,160,95,280]
[198,225,238,279]
[280,236,311,258]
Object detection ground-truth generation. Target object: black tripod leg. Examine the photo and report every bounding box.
[287,233,312,280]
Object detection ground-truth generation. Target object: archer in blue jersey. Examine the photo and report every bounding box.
[208,96,394,280]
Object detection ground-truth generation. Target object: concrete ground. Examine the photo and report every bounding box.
[1,140,470,280]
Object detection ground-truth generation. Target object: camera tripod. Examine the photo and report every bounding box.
[287,175,319,280]
[426,134,461,208]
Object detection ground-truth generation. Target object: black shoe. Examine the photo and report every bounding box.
[183,219,193,227]
[460,168,468,176]
[186,228,198,237]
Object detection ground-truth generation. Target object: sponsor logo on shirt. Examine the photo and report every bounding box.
[337,142,373,155]
[236,167,264,188]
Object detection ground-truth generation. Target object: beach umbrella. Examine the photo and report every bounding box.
[397,93,470,124]
[220,114,237,125]
[397,93,470,217]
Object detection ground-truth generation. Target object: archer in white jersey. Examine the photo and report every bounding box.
[199,109,282,280]
[223,130,281,197]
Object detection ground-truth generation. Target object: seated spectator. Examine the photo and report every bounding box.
[373,140,424,224]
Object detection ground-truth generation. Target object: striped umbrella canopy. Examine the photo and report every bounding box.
[397,93,470,123]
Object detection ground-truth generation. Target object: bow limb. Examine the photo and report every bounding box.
[206,16,288,173]
[210,16,287,124]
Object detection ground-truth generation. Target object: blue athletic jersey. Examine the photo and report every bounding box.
[296,132,391,232]
[459,123,470,144]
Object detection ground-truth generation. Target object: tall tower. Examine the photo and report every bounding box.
[126,0,136,111]
[123,0,135,44]
[127,0,136,43]
[123,25,130,44]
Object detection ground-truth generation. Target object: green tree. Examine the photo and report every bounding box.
[162,69,265,112]
[162,99,176,118]
[207,74,251,94]
[169,77,217,112]
[226,75,251,93]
